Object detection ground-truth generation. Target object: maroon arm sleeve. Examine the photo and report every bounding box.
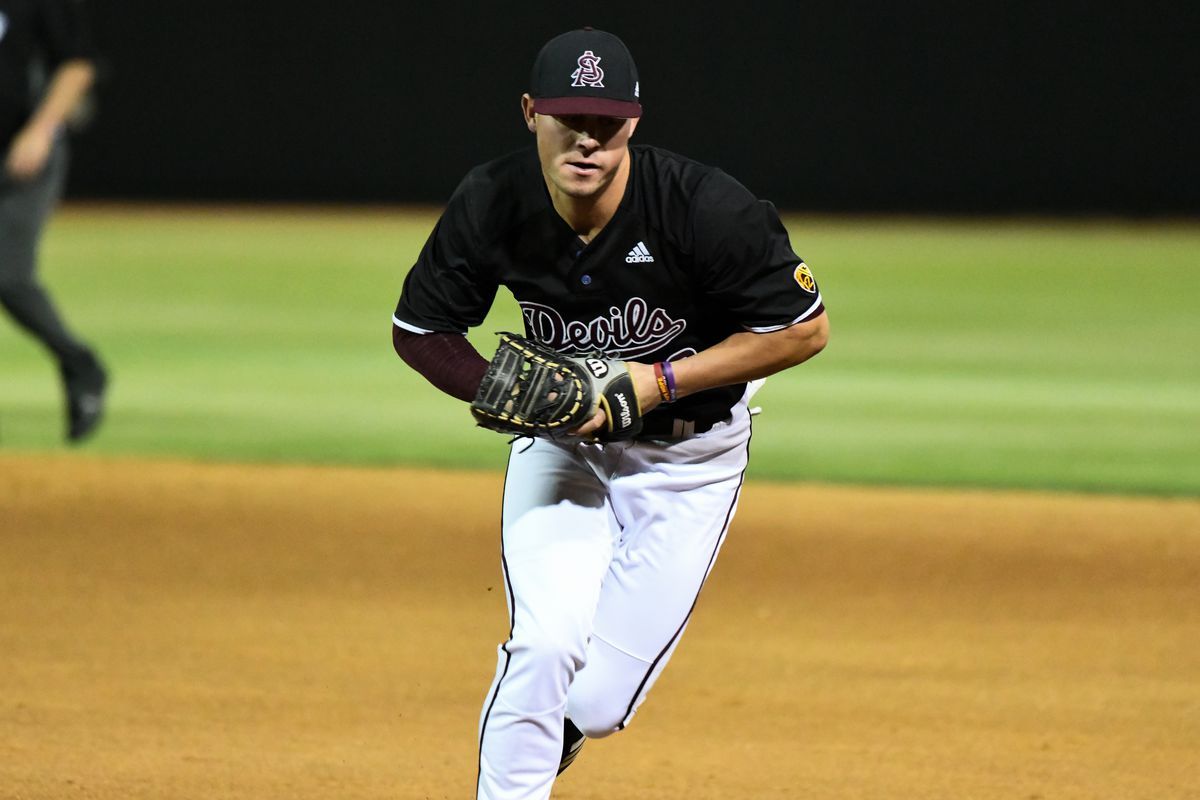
[392,325,489,403]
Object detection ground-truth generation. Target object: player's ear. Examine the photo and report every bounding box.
[628,116,640,137]
[520,94,537,133]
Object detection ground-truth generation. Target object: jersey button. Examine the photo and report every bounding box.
[580,274,592,286]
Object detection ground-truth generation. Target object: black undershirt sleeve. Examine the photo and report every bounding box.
[392,326,488,403]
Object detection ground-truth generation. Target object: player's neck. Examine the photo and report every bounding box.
[547,153,630,244]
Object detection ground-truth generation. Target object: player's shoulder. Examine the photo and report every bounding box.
[456,148,540,206]
[445,148,544,242]
[629,145,759,238]
[460,147,537,187]
[630,144,717,191]
[633,144,760,206]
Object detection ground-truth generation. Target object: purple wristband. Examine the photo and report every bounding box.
[661,359,678,402]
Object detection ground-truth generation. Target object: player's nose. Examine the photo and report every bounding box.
[574,131,600,151]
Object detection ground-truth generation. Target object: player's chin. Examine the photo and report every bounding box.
[556,171,608,198]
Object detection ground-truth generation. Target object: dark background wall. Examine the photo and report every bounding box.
[70,1,1197,214]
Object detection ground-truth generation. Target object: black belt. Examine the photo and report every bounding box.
[636,413,729,441]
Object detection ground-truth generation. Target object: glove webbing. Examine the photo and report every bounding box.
[474,338,587,433]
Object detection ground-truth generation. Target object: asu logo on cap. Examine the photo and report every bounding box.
[793,262,817,293]
[572,50,605,87]
[530,29,643,118]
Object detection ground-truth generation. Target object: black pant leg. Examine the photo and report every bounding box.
[0,137,96,371]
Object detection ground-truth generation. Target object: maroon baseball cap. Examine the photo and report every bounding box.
[530,28,642,119]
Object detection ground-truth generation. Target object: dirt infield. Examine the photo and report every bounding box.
[2,454,1197,799]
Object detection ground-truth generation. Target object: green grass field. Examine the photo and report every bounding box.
[2,205,1197,495]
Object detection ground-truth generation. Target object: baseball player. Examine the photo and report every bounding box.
[392,28,828,800]
[1,0,107,442]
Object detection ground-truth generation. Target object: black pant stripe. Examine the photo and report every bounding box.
[617,420,754,728]
[476,448,520,797]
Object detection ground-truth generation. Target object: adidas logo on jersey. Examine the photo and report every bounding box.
[625,242,655,263]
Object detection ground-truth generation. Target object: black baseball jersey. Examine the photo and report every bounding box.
[0,0,93,146]
[394,144,824,429]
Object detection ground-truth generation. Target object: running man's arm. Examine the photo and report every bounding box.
[5,59,95,180]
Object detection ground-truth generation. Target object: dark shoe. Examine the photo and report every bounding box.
[62,357,108,444]
[558,718,585,776]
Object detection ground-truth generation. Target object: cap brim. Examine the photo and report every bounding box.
[532,96,643,118]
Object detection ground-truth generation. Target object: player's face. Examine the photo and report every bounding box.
[522,95,639,202]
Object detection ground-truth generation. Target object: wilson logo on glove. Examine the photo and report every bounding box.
[584,358,610,378]
[610,391,634,432]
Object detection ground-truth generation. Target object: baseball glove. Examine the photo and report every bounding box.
[471,332,643,441]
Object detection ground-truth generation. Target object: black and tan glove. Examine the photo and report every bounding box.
[470,332,643,441]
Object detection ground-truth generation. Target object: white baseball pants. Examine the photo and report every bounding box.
[475,398,752,800]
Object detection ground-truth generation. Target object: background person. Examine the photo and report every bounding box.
[1,0,107,442]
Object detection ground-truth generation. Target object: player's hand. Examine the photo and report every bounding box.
[568,407,607,438]
[568,361,662,439]
[5,125,54,182]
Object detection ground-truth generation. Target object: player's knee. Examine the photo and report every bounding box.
[566,685,630,739]
[509,629,586,677]
[0,280,22,306]
[0,272,34,296]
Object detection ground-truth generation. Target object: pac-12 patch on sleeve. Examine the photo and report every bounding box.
[793,262,817,293]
